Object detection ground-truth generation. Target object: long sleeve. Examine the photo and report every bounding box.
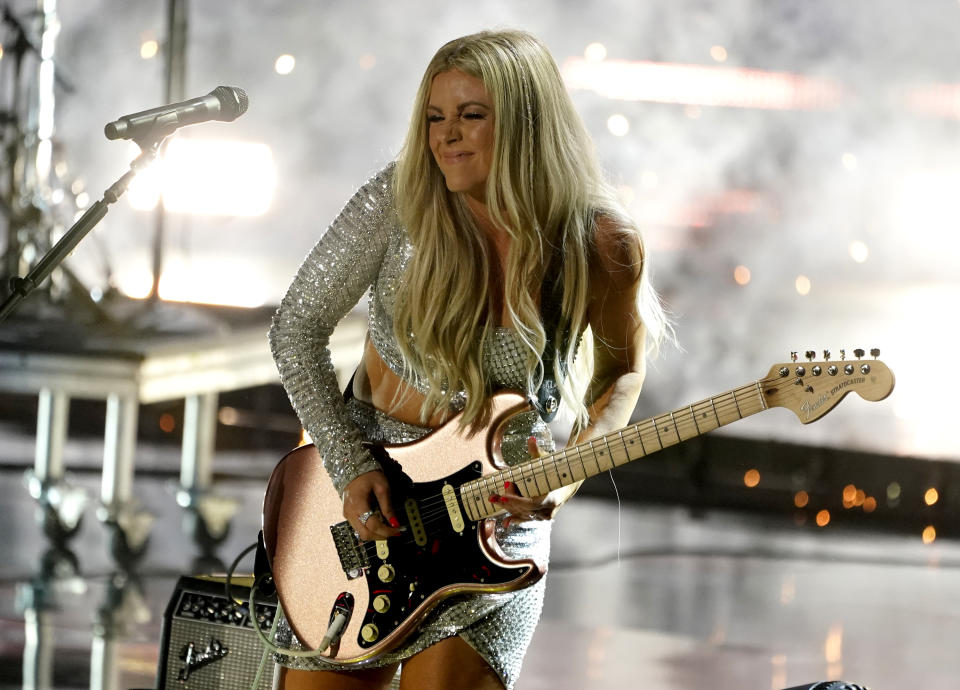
[269,165,395,495]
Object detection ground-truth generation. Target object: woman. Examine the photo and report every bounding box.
[269,29,669,690]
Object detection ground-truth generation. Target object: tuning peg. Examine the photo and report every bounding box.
[791,351,798,362]
[870,348,880,359]
[854,348,865,359]
[840,349,846,361]
[823,349,831,361]
[805,350,815,361]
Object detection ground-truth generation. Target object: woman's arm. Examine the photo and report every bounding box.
[498,217,648,519]
[269,166,395,497]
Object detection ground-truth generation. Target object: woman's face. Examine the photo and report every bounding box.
[427,69,495,204]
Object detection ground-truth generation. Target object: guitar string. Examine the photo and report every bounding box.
[354,371,814,556]
[356,366,868,555]
[370,371,794,530]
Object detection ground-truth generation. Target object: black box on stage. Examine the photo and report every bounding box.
[156,575,278,689]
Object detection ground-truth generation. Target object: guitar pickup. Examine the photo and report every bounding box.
[330,521,370,579]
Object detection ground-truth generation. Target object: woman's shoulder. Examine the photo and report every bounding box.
[589,212,643,289]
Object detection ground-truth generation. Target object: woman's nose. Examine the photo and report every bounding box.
[443,119,461,142]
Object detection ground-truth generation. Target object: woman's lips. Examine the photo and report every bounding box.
[442,151,473,163]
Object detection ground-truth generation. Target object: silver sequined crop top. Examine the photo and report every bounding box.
[269,164,535,494]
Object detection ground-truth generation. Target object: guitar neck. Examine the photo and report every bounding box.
[461,379,770,521]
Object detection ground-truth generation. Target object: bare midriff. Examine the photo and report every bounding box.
[352,337,450,429]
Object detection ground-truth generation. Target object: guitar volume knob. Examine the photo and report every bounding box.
[361,623,379,642]
[377,564,395,583]
[373,595,391,613]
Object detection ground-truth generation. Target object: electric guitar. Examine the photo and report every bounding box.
[261,350,894,666]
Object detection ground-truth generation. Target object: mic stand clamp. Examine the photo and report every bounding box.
[0,133,168,322]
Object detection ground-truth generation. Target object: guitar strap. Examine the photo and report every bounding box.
[533,244,570,423]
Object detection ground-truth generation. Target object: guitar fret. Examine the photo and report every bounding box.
[731,389,743,418]
[652,417,665,449]
[709,397,722,427]
[689,405,702,435]
[755,380,767,409]
[595,437,615,472]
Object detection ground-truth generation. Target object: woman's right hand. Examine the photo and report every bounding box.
[342,470,403,541]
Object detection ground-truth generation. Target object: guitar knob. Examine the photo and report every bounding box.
[373,595,391,613]
[361,623,379,642]
[854,348,865,359]
[377,564,395,583]
[870,348,880,358]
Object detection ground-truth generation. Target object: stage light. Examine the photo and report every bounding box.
[848,240,869,263]
[815,509,830,527]
[127,139,276,217]
[733,265,751,286]
[862,496,877,513]
[584,42,607,62]
[924,488,939,506]
[922,525,937,544]
[709,45,728,63]
[743,469,760,487]
[275,54,295,75]
[157,255,269,307]
[140,40,158,60]
[793,490,809,508]
[562,57,844,110]
[795,275,811,295]
[606,114,629,136]
[640,170,659,189]
[887,482,901,500]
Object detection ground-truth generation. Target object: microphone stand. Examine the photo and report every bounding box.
[0,133,169,323]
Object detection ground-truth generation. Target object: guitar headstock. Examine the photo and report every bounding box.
[761,348,895,424]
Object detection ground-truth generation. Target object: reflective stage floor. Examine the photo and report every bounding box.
[1,441,957,690]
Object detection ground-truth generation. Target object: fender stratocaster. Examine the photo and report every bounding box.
[262,351,894,666]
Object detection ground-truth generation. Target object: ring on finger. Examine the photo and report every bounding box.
[358,509,377,526]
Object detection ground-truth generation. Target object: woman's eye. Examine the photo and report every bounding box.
[463,112,485,120]
[427,115,443,123]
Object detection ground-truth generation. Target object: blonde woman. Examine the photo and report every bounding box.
[269,29,669,690]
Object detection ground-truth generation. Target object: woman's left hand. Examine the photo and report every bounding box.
[489,436,560,527]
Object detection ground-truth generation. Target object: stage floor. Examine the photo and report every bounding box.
[0,438,957,689]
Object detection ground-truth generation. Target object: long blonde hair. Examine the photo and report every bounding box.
[393,29,667,429]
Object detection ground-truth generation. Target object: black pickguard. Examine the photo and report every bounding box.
[355,456,526,648]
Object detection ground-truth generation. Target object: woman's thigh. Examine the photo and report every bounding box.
[398,637,505,690]
[277,663,400,690]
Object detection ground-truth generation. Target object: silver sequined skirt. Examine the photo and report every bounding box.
[274,397,553,690]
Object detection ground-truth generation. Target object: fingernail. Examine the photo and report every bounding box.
[504,481,512,490]
[488,494,500,503]
[388,517,400,528]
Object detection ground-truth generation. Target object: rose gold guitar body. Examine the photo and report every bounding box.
[261,392,543,666]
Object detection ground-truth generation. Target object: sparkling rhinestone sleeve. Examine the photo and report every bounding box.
[269,165,395,495]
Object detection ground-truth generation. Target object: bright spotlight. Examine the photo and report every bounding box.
[128,139,277,217]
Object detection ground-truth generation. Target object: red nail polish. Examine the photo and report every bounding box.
[488,494,500,503]
[504,481,512,490]
[389,517,400,528]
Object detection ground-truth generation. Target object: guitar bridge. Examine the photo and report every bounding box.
[330,521,369,579]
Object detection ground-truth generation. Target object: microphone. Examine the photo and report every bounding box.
[104,86,248,141]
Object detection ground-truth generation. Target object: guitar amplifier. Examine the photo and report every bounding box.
[156,575,278,689]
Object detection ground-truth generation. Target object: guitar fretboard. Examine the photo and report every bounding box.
[460,380,769,521]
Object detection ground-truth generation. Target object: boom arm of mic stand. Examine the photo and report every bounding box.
[0,139,164,323]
